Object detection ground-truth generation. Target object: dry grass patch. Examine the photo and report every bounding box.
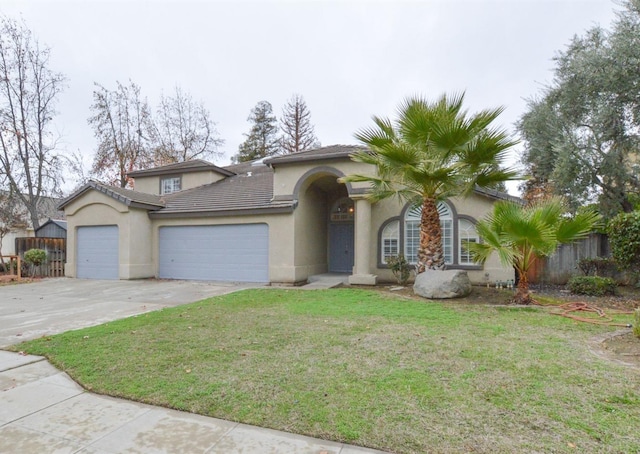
[12,288,640,453]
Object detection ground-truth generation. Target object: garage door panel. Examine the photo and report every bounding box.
[159,224,268,282]
[77,226,119,280]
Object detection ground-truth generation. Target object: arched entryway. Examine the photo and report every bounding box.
[293,167,354,278]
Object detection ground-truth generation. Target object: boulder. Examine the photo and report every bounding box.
[413,270,472,299]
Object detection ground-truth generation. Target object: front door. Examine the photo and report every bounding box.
[329,223,354,273]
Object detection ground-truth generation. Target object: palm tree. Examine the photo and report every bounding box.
[469,197,601,304]
[342,93,518,273]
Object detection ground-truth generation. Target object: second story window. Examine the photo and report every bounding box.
[161,176,181,194]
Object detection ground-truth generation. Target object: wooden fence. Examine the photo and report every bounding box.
[529,233,610,285]
[15,237,66,277]
[0,255,22,280]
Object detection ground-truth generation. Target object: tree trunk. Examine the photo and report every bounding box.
[417,197,444,273]
[514,267,534,305]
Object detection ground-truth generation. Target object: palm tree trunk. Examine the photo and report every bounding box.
[417,197,444,273]
[514,267,533,305]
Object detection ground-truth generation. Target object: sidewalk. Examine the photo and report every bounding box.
[0,351,388,454]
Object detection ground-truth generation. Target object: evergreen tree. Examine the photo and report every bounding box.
[280,94,320,153]
[234,101,280,162]
[518,1,640,217]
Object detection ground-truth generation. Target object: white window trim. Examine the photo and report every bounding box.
[380,220,400,264]
[161,176,181,195]
[458,218,480,265]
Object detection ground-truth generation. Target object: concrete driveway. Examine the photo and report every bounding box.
[0,278,256,348]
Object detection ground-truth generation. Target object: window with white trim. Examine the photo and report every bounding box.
[381,220,399,264]
[404,202,453,265]
[161,176,181,195]
[459,219,479,265]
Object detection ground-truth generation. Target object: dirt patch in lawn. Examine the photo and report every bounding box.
[374,282,640,310]
[0,275,35,286]
[374,283,640,370]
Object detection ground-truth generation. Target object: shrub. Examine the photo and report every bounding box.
[577,257,617,277]
[386,255,412,286]
[24,248,47,266]
[567,276,617,296]
[23,248,47,277]
[634,309,640,339]
[608,211,640,276]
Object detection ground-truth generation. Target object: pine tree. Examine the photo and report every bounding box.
[280,94,320,154]
[234,101,280,162]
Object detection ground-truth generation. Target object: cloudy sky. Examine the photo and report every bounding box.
[1,0,621,193]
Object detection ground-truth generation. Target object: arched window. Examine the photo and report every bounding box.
[404,202,453,265]
[458,218,479,265]
[380,220,399,264]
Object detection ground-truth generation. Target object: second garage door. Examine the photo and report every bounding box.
[158,224,269,282]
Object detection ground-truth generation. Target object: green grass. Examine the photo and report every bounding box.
[11,288,639,453]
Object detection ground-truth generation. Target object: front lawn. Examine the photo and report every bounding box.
[12,288,639,453]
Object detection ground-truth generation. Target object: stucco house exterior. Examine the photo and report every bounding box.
[59,145,517,285]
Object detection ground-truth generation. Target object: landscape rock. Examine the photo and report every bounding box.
[413,270,472,299]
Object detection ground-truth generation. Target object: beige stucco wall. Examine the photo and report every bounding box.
[368,193,513,284]
[151,212,296,283]
[0,228,33,256]
[63,191,154,279]
[292,182,330,281]
[273,159,514,285]
[133,171,226,195]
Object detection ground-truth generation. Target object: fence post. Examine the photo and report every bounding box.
[17,255,21,280]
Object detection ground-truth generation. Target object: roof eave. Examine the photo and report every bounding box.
[265,153,355,167]
[473,185,523,204]
[58,182,165,211]
[127,165,235,179]
[148,204,295,219]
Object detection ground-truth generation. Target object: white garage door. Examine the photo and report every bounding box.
[77,225,119,280]
[159,224,269,282]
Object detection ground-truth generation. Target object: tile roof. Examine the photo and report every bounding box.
[150,163,294,217]
[58,180,166,210]
[127,159,235,178]
[473,185,523,204]
[58,152,521,218]
[36,219,68,232]
[264,145,368,165]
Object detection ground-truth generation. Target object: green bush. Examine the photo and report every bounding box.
[386,255,412,286]
[24,248,47,266]
[634,309,640,339]
[567,276,617,296]
[608,211,640,274]
[23,248,47,277]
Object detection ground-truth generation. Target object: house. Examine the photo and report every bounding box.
[0,195,64,257]
[58,145,517,284]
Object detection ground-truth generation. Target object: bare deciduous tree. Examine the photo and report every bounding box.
[88,80,151,188]
[148,86,223,165]
[0,184,28,266]
[0,16,66,230]
[280,94,320,154]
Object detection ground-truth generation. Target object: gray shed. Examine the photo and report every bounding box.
[35,219,67,239]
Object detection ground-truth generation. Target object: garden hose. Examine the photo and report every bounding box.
[549,301,634,327]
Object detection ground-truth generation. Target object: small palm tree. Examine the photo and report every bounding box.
[469,197,601,304]
[342,93,518,272]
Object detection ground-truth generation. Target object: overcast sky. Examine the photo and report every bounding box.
[0,0,621,194]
